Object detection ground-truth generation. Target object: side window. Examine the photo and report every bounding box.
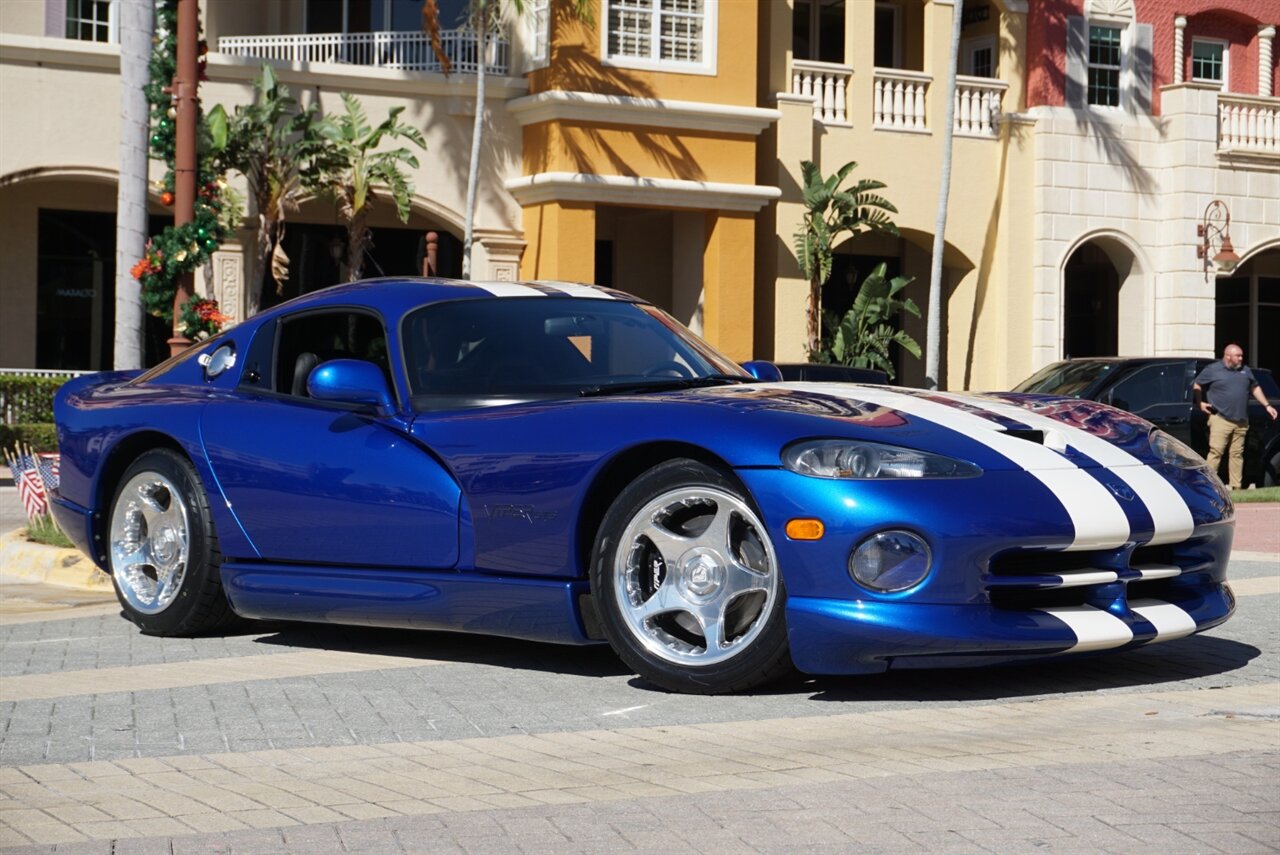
[1106,364,1188,416]
[275,311,390,398]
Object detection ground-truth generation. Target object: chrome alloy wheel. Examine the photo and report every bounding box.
[109,472,191,615]
[614,486,779,667]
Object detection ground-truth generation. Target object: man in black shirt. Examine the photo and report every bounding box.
[1192,344,1278,489]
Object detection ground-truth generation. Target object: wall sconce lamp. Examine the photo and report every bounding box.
[1197,199,1240,280]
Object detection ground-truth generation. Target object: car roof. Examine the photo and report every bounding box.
[259,277,640,322]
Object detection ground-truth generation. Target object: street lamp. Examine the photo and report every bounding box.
[1197,199,1240,280]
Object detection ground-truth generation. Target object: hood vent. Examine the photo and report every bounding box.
[1004,429,1045,445]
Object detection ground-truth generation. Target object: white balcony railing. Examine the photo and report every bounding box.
[1218,94,1280,157]
[218,29,510,75]
[873,68,931,133]
[954,75,1008,137]
[791,59,853,126]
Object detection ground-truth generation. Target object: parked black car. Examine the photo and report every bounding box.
[776,363,891,384]
[1014,358,1280,487]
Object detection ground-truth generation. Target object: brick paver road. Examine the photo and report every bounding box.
[0,548,1277,853]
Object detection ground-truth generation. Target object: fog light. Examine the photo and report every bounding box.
[849,530,932,592]
[786,518,825,540]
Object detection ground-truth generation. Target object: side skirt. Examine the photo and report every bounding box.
[220,562,598,645]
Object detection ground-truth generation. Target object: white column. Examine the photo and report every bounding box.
[1173,16,1187,84]
[1260,26,1276,97]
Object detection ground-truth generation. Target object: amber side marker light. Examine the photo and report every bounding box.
[786,518,825,541]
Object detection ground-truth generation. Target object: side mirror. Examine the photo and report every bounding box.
[307,359,395,415]
[740,360,783,382]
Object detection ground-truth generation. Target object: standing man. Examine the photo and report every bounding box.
[1192,344,1278,489]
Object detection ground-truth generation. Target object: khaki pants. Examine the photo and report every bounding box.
[1206,412,1249,489]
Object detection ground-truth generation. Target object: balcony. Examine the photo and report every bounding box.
[1218,94,1280,159]
[791,60,853,126]
[217,29,510,75]
[954,76,1008,138]
[873,68,931,133]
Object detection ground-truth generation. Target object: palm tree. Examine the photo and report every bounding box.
[793,160,898,357]
[311,93,428,282]
[423,0,591,278]
[211,63,325,314]
[925,0,965,390]
[113,0,152,369]
[818,264,921,381]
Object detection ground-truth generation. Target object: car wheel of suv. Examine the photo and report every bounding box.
[1266,451,1280,488]
[591,458,793,694]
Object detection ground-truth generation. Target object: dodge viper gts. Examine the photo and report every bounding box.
[51,278,1236,693]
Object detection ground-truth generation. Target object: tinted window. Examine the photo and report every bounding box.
[1013,361,1116,397]
[1105,363,1189,416]
[275,311,390,398]
[1255,369,1279,399]
[402,298,742,403]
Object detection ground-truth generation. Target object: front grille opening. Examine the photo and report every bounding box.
[990,549,1112,576]
[1132,544,1175,566]
[1128,579,1179,601]
[990,587,1090,610]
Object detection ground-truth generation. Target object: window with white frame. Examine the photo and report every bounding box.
[528,0,551,67]
[1087,25,1122,107]
[604,0,714,71]
[963,36,996,78]
[66,0,114,43]
[1191,39,1227,88]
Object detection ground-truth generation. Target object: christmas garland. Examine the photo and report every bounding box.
[132,0,231,340]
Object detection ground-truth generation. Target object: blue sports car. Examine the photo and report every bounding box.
[52,279,1236,693]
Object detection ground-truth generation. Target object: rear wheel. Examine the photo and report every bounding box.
[107,449,236,635]
[590,459,792,694]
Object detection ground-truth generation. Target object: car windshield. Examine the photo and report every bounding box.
[402,297,747,409]
[1013,360,1117,397]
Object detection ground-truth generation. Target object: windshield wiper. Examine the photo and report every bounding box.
[578,374,746,398]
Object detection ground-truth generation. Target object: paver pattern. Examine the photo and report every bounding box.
[0,528,1277,852]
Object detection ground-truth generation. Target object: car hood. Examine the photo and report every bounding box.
[652,382,1161,471]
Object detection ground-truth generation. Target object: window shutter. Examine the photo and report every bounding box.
[45,0,66,37]
[1131,23,1153,114]
[1066,15,1087,107]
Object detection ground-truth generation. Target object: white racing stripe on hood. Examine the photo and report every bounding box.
[785,383,1130,550]
[473,282,548,298]
[1038,605,1135,652]
[936,393,1194,546]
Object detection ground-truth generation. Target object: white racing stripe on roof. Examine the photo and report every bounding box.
[938,393,1195,546]
[1038,605,1135,653]
[534,282,614,299]
[1129,598,1198,641]
[473,282,548,298]
[785,383,1130,549]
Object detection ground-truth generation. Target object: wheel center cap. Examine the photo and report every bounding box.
[152,527,178,565]
[678,548,725,598]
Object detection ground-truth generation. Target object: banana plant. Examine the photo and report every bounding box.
[793,160,899,357]
[816,263,921,381]
[310,93,427,282]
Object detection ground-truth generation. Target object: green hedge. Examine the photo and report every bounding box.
[0,423,58,454]
[0,374,66,424]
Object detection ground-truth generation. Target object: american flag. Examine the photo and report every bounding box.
[18,467,48,519]
[36,453,60,495]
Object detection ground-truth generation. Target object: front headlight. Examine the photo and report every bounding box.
[782,439,981,479]
[1149,430,1206,469]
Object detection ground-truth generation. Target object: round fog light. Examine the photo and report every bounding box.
[850,530,932,592]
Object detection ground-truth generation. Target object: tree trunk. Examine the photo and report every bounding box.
[461,9,488,280]
[925,0,964,391]
[113,0,152,369]
[807,276,821,357]
[347,200,370,282]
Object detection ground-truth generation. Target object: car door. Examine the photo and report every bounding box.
[1102,361,1196,446]
[200,307,460,568]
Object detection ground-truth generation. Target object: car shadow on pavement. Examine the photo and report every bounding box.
[250,622,632,680]
[795,635,1262,703]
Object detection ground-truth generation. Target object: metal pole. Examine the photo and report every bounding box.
[168,0,199,356]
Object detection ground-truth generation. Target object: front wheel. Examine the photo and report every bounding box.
[107,449,237,635]
[590,459,793,694]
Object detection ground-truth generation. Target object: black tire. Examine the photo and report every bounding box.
[590,458,793,694]
[106,448,237,636]
[1266,451,1280,488]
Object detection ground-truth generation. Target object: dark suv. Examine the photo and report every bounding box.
[1014,358,1280,487]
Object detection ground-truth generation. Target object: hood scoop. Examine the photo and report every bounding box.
[1004,429,1045,445]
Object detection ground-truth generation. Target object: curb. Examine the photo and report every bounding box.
[0,528,112,591]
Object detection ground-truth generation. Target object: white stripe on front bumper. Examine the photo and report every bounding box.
[1129,599,1198,641]
[1038,605,1135,652]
